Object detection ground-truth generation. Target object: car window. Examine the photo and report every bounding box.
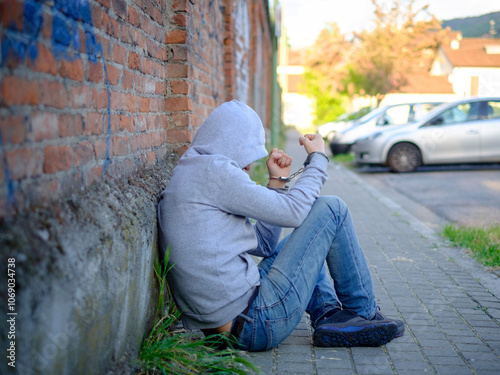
[383,105,411,126]
[486,101,500,119]
[438,105,468,124]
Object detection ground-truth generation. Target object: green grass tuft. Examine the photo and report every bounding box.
[442,224,500,267]
[136,249,259,374]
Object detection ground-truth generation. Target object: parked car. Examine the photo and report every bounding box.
[317,107,372,141]
[352,97,500,173]
[329,102,442,155]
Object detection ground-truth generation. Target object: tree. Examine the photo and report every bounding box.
[303,23,351,124]
[304,0,451,110]
[347,0,449,103]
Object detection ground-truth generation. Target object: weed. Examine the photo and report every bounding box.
[442,224,500,267]
[136,249,259,374]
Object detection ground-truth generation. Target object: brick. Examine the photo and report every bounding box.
[103,12,121,38]
[85,112,105,135]
[128,52,140,71]
[106,64,120,86]
[112,44,128,65]
[126,93,137,112]
[110,91,127,111]
[0,116,28,144]
[135,115,147,132]
[59,114,83,137]
[128,6,140,27]
[167,64,188,78]
[155,81,166,95]
[41,10,52,40]
[92,88,109,109]
[166,97,193,112]
[173,14,188,27]
[146,150,156,164]
[167,129,192,143]
[111,114,121,132]
[175,144,189,156]
[139,97,149,112]
[2,0,23,31]
[172,0,189,11]
[31,112,58,141]
[113,136,129,156]
[6,147,42,180]
[96,0,111,9]
[121,24,136,45]
[135,33,147,53]
[31,44,58,75]
[93,139,108,159]
[123,70,135,90]
[171,80,189,94]
[40,80,68,109]
[141,57,152,75]
[165,29,187,44]
[73,141,94,167]
[171,45,189,61]
[69,86,91,108]
[112,0,127,20]
[150,60,164,78]
[172,113,191,128]
[86,61,103,83]
[91,2,104,28]
[1,76,39,105]
[120,115,134,132]
[60,59,84,82]
[43,145,72,174]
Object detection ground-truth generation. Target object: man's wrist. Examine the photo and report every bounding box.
[268,178,288,189]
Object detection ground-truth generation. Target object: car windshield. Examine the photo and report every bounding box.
[352,107,387,126]
[417,102,452,124]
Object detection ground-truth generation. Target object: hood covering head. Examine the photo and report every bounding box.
[188,100,268,168]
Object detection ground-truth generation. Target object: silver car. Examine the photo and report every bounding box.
[352,97,500,173]
[329,102,441,155]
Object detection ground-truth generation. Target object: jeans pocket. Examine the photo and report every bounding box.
[263,306,304,351]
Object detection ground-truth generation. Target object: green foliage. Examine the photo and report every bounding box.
[303,69,348,125]
[136,249,259,374]
[442,224,500,267]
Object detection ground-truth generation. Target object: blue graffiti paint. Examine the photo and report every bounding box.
[1,0,113,207]
[0,130,16,205]
[1,0,43,63]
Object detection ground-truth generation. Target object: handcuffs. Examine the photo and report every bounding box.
[269,151,329,183]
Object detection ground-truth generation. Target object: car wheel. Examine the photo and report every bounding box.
[387,143,421,173]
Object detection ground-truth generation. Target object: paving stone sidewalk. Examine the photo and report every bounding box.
[246,132,500,375]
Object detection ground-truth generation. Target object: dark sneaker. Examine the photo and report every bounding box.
[313,309,398,347]
[371,308,405,337]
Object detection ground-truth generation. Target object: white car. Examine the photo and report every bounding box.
[329,102,442,155]
[316,108,372,141]
[352,97,500,173]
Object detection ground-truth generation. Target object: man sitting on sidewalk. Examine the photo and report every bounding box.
[158,100,404,351]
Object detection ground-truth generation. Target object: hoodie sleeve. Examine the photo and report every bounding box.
[211,153,328,228]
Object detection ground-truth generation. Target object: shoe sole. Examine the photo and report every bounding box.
[313,322,398,347]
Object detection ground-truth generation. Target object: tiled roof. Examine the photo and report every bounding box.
[442,38,500,67]
[391,74,454,94]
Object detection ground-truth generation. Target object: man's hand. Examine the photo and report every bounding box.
[266,148,292,188]
[299,134,325,154]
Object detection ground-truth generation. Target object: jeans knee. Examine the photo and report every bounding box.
[315,196,349,216]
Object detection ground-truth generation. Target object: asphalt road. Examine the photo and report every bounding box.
[353,163,500,229]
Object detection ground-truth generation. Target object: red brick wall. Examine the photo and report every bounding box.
[0,0,272,217]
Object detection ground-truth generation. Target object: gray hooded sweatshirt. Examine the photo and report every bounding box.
[158,100,328,330]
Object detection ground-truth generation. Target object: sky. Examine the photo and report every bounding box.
[280,0,500,48]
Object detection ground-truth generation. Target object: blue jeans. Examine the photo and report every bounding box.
[236,196,377,351]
